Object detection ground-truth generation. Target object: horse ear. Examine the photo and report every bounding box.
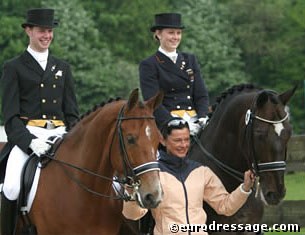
[127,88,139,110]
[256,91,269,108]
[145,90,164,111]
[279,85,297,105]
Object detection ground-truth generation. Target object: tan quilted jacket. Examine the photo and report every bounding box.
[123,151,250,235]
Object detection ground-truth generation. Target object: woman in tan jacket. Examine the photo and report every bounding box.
[123,117,255,235]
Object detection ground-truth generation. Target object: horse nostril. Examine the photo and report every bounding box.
[265,191,284,205]
[144,193,159,208]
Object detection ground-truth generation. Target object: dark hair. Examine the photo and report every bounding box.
[161,117,189,139]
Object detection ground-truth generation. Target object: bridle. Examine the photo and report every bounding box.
[244,91,288,175]
[245,109,288,174]
[193,90,289,183]
[43,104,160,202]
[111,105,160,202]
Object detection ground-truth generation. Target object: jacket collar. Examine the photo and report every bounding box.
[159,150,188,169]
[155,51,189,81]
[21,50,58,81]
[21,50,44,76]
[158,150,201,182]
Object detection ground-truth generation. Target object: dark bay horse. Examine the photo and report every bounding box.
[119,84,296,235]
[190,84,297,234]
[11,89,164,235]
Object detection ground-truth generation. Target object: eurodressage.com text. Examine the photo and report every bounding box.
[168,221,301,233]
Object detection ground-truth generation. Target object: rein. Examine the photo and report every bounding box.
[43,104,160,201]
[192,135,244,182]
[42,155,128,200]
[193,90,288,183]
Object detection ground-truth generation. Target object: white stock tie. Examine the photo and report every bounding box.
[170,55,177,63]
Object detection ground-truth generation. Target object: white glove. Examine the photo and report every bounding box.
[188,121,201,136]
[29,138,51,157]
[197,116,209,127]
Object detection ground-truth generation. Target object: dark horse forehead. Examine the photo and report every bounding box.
[255,90,281,108]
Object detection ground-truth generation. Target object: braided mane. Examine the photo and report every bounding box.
[67,97,122,131]
[211,84,261,113]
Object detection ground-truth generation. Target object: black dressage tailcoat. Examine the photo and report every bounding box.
[1,51,79,152]
[140,51,209,127]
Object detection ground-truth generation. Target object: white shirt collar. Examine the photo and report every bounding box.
[158,46,178,62]
[27,46,49,70]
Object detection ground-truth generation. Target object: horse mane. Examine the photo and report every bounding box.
[67,97,122,131]
[210,83,261,113]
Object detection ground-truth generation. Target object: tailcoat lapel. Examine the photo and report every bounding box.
[21,51,44,77]
[155,51,189,81]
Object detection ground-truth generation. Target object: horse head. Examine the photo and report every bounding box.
[246,85,297,205]
[110,89,164,209]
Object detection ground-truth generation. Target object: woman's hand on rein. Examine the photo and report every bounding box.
[243,170,256,192]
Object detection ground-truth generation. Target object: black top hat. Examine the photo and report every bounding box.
[150,13,184,32]
[21,8,59,28]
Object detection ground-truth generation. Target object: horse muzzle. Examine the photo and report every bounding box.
[130,162,163,209]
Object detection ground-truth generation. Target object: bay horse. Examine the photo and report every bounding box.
[189,84,296,234]
[6,88,164,235]
[119,84,297,235]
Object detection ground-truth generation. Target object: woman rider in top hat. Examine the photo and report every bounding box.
[140,13,209,135]
[0,8,79,235]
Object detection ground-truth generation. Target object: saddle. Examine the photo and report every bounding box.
[0,136,63,235]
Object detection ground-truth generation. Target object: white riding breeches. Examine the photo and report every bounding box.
[2,126,66,201]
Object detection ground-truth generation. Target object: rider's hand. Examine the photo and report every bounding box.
[188,121,201,136]
[197,116,209,127]
[29,138,51,157]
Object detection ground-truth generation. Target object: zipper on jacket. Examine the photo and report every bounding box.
[179,172,191,235]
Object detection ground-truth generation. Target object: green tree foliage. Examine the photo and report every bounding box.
[82,0,172,63]
[222,0,305,133]
[172,0,250,99]
[42,0,139,113]
[0,0,304,133]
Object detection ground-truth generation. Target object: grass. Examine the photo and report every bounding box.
[265,172,305,234]
[283,171,305,200]
[265,227,305,235]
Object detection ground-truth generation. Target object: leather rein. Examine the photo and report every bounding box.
[43,104,160,201]
[193,93,288,183]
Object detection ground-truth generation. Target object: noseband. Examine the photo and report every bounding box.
[193,90,289,183]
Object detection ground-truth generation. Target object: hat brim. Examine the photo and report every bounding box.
[150,24,184,32]
[21,21,59,28]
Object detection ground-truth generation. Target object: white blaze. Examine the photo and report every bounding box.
[273,123,284,136]
[145,125,151,140]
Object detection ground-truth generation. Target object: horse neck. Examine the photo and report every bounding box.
[202,92,256,167]
[63,103,121,185]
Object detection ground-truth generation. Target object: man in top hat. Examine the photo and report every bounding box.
[0,8,79,235]
[139,13,209,135]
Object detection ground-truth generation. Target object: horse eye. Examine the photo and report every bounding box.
[126,135,136,145]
